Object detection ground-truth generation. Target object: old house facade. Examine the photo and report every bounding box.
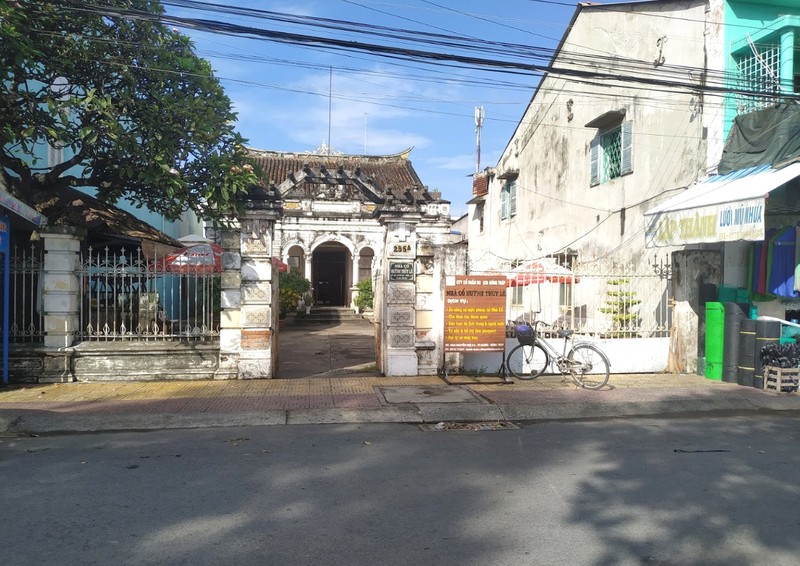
[228,147,454,378]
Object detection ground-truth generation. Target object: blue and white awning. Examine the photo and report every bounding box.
[644,163,800,247]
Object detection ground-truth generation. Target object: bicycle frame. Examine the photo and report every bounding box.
[505,320,611,388]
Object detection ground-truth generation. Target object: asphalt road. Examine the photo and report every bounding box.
[1,415,798,565]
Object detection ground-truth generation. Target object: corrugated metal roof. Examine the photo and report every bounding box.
[29,185,181,248]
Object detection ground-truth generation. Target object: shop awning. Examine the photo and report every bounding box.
[644,162,800,247]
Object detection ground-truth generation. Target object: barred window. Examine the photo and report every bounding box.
[734,43,782,115]
[590,121,633,187]
[48,142,64,168]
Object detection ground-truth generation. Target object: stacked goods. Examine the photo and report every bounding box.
[759,342,800,393]
[759,342,800,368]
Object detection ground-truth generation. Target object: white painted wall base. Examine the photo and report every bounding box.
[386,351,419,376]
[463,337,670,375]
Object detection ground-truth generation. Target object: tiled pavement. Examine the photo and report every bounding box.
[0,372,794,418]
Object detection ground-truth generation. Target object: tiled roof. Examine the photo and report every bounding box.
[248,147,431,198]
[29,185,181,248]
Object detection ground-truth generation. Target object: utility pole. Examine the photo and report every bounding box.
[474,106,485,174]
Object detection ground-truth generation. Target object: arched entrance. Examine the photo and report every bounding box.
[312,242,350,306]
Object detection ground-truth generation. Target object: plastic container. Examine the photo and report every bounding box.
[705,302,725,381]
[717,286,737,303]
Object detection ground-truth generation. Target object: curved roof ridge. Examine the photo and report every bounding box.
[246,146,414,161]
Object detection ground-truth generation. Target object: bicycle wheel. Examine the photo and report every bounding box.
[568,343,610,389]
[506,343,549,379]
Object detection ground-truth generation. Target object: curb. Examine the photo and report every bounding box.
[3,395,798,435]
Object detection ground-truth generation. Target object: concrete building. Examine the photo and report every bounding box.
[468,0,800,374]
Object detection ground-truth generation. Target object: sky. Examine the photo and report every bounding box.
[162,0,582,217]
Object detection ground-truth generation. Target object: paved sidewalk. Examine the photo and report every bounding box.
[1,372,798,434]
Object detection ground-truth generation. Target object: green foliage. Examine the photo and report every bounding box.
[278,269,311,315]
[0,0,260,223]
[599,278,641,337]
[279,289,301,317]
[354,278,373,310]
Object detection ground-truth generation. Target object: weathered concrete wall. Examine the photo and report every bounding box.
[469,0,710,273]
[9,343,227,382]
[71,342,224,381]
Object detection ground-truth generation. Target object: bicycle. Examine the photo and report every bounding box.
[505,320,610,389]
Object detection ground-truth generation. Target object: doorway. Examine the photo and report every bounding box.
[313,244,349,306]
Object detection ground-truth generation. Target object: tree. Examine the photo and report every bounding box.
[0,0,258,223]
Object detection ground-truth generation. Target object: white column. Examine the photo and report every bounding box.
[41,228,81,349]
[40,227,83,382]
[351,251,360,311]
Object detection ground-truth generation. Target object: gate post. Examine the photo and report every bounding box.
[40,226,84,382]
[217,219,242,379]
[237,215,280,378]
[380,217,421,376]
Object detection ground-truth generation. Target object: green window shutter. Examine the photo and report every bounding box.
[500,185,508,219]
[509,180,517,218]
[590,135,600,186]
[621,121,633,175]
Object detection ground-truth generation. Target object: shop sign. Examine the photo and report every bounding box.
[646,198,764,247]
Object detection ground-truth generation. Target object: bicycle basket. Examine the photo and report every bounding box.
[515,324,535,346]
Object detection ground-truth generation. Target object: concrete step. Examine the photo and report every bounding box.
[287,307,373,326]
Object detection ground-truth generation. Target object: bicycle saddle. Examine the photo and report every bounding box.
[556,328,574,339]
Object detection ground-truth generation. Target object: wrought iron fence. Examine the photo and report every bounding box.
[77,246,220,342]
[483,256,672,339]
[5,243,45,344]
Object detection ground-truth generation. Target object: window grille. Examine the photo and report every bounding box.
[602,128,622,181]
[734,43,781,115]
[590,121,633,186]
[47,142,64,168]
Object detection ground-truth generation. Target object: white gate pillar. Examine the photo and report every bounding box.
[379,216,420,376]
[39,226,84,382]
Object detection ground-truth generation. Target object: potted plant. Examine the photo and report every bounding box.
[302,291,313,314]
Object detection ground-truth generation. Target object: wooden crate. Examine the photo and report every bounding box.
[763,366,800,394]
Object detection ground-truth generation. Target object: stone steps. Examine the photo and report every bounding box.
[287,307,373,326]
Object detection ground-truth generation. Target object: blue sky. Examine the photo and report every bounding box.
[164,0,580,217]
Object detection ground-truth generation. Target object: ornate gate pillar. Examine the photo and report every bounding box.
[379,216,421,376]
[217,207,281,379]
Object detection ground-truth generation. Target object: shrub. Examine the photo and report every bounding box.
[355,278,373,310]
[278,269,311,316]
